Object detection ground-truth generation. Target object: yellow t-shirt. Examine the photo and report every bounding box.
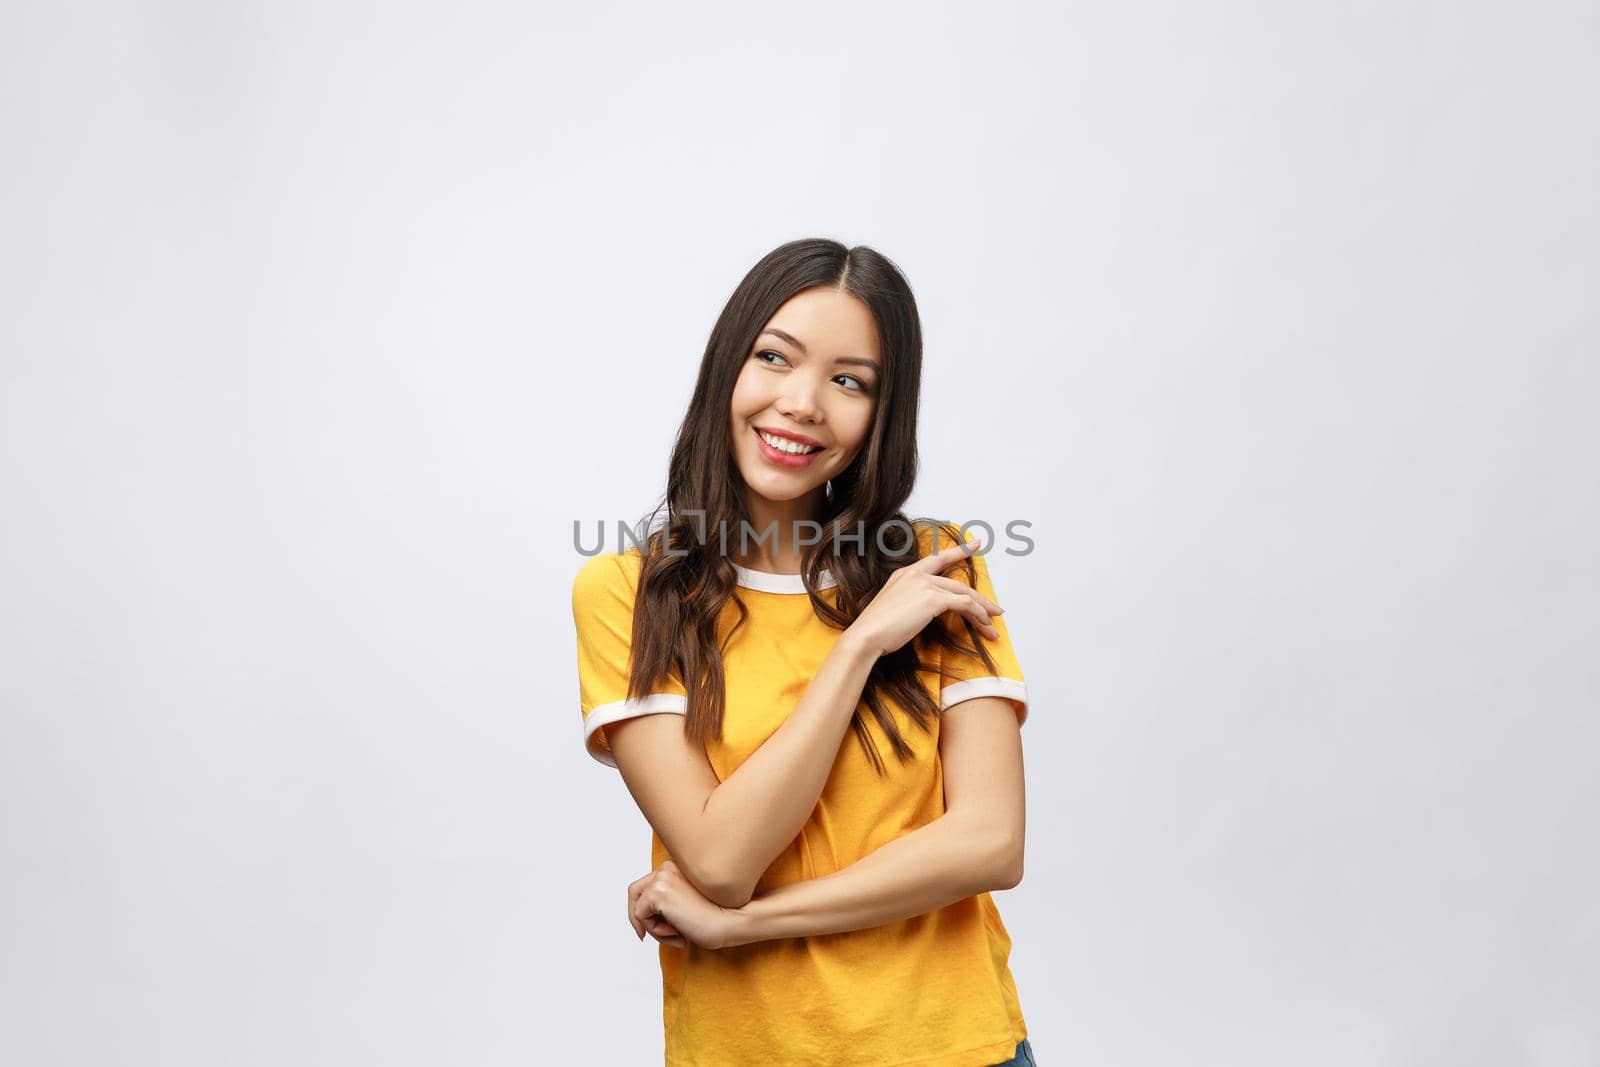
[571,523,1030,1067]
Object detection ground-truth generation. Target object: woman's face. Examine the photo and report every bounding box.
[729,286,882,507]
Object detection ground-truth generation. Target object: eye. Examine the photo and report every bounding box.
[756,349,873,392]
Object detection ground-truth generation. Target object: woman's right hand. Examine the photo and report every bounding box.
[844,536,1005,658]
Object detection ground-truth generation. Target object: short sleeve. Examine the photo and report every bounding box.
[927,531,1029,726]
[570,552,688,768]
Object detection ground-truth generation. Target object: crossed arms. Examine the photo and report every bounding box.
[605,629,1025,942]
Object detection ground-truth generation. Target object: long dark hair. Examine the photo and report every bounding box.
[626,237,998,775]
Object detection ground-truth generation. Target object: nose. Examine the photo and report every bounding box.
[774,374,822,423]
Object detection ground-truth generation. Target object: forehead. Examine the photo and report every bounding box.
[762,288,881,359]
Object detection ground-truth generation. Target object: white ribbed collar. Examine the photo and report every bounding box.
[731,564,838,594]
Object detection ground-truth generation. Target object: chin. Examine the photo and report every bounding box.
[737,463,818,500]
[750,477,818,502]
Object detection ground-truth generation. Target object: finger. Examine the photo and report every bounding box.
[928,582,999,629]
[941,590,1001,640]
[627,879,650,939]
[643,911,683,948]
[912,536,982,573]
[967,613,1001,641]
[928,574,1003,616]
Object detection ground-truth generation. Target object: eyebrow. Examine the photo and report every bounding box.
[759,328,881,370]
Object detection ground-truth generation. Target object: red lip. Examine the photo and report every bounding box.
[754,425,825,448]
[753,426,822,468]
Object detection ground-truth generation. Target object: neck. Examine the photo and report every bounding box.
[734,487,826,573]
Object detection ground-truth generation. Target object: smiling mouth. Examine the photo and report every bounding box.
[755,428,824,455]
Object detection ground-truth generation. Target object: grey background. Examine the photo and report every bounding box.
[3,2,1596,1064]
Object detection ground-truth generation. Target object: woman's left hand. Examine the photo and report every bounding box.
[627,860,740,950]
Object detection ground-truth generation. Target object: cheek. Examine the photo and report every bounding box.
[839,406,875,452]
[728,365,764,421]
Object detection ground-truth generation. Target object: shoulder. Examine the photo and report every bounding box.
[570,549,644,614]
[910,518,976,561]
[907,518,995,587]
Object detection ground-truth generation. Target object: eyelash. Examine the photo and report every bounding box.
[754,350,871,392]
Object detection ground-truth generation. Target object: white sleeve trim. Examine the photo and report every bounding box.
[940,676,1029,725]
[582,694,689,768]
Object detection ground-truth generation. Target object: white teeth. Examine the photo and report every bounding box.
[758,430,821,455]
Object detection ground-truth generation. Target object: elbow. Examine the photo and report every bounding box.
[701,875,755,910]
[989,831,1025,891]
[683,854,757,909]
[714,883,756,909]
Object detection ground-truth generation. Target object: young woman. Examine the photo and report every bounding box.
[571,238,1036,1067]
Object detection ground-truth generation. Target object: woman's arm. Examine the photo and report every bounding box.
[719,694,1025,945]
[608,539,1000,909]
[608,631,879,907]
[723,809,1016,946]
